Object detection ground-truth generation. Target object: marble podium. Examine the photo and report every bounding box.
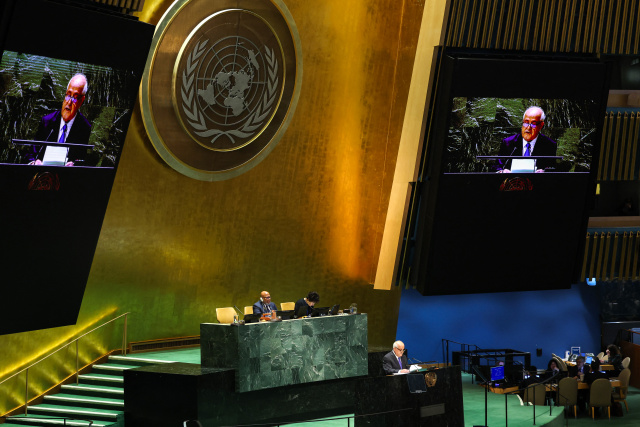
[201,314,368,392]
[124,314,464,426]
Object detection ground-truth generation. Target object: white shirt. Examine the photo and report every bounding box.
[522,136,538,156]
[58,115,77,143]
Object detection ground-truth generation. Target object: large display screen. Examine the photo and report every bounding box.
[0,51,137,168]
[0,0,153,335]
[445,97,598,174]
[409,51,610,296]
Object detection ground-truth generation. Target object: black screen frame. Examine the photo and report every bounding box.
[410,49,611,296]
[0,0,154,335]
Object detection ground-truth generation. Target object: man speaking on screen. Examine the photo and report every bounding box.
[496,106,557,173]
[29,73,92,166]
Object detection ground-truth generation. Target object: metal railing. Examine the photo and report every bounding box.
[0,312,129,416]
[442,338,480,370]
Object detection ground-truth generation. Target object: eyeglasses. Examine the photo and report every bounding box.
[522,121,541,128]
[263,296,271,299]
[65,94,83,104]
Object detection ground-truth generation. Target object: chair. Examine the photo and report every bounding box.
[613,368,631,412]
[244,306,253,315]
[556,377,578,418]
[622,356,630,369]
[588,378,612,420]
[523,383,546,406]
[216,307,236,324]
[281,302,295,311]
[551,354,568,371]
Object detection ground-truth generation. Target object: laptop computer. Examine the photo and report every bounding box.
[243,313,261,323]
[276,310,294,320]
[310,306,330,317]
[329,304,340,315]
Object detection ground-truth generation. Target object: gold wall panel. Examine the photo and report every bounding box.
[1,0,426,414]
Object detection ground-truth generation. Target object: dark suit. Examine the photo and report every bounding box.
[382,350,410,375]
[567,364,591,378]
[497,133,558,171]
[294,298,312,318]
[253,301,277,315]
[30,110,92,163]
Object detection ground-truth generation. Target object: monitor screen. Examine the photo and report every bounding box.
[410,50,610,296]
[0,0,154,335]
[491,366,505,382]
[0,51,137,168]
[444,97,598,174]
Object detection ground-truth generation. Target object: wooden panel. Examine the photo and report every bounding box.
[620,340,640,388]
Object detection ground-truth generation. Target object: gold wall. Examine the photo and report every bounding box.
[1,0,431,413]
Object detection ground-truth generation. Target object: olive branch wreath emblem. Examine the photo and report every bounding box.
[181,40,279,146]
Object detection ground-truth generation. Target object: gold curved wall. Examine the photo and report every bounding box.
[1,0,429,414]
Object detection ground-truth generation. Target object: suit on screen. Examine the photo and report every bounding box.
[497,133,557,171]
[382,350,410,375]
[30,110,92,163]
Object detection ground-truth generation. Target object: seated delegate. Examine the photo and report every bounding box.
[294,291,320,317]
[253,291,277,315]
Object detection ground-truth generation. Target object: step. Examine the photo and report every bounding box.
[5,413,110,426]
[78,373,124,387]
[44,394,124,410]
[27,404,120,422]
[61,383,124,398]
[90,364,134,376]
[108,354,175,366]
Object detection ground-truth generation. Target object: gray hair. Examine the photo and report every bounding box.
[69,73,89,96]
[523,106,545,121]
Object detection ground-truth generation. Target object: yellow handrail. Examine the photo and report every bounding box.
[0,312,130,416]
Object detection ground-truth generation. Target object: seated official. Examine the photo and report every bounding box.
[602,344,624,376]
[294,291,320,318]
[540,359,563,381]
[382,340,410,375]
[568,355,591,412]
[253,291,277,315]
[568,355,591,379]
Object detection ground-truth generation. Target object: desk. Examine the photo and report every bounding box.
[201,314,368,392]
[545,379,621,391]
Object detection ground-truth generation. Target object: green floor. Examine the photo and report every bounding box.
[125,348,640,426]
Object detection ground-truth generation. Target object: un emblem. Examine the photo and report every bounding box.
[141,1,302,181]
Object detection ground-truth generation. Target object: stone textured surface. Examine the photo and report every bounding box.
[201,314,368,392]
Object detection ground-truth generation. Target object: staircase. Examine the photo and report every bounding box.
[3,355,173,427]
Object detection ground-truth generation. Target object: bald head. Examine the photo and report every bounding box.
[260,291,271,301]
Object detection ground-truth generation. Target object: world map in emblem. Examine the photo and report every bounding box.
[175,11,284,152]
[142,0,302,181]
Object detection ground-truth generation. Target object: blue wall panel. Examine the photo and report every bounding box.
[396,284,601,369]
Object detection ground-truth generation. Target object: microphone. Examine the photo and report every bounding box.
[33,128,56,161]
[233,306,243,315]
[499,145,518,170]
